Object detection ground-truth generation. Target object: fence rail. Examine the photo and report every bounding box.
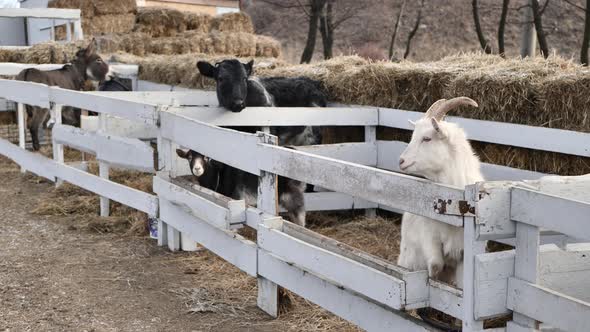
[0,77,588,332]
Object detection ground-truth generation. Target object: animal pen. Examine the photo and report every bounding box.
[0,74,589,332]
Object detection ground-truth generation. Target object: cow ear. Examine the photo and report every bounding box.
[176,149,188,159]
[244,60,254,76]
[197,61,217,78]
[84,38,97,57]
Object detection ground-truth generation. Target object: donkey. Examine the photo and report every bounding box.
[196,59,326,146]
[15,39,109,150]
[177,149,307,227]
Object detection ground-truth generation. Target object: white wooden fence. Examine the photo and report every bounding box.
[0,76,588,332]
[0,8,84,43]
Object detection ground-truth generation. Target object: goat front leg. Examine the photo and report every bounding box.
[423,239,445,279]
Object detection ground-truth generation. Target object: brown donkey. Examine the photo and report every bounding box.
[15,39,109,150]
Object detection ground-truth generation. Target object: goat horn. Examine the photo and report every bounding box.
[424,99,447,119]
[430,97,478,121]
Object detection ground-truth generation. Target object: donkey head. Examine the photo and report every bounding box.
[197,59,254,112]
[75,39,109,82]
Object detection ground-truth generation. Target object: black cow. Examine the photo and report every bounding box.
[15,39,108,150]
[177,149,307,227]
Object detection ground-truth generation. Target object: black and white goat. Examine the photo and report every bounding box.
[176,149,307,227]
[196,59,326,146]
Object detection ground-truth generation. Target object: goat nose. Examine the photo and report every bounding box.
[399,158,405,166]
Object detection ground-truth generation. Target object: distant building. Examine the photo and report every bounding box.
[136,0,240,15]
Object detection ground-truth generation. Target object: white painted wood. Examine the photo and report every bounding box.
[257,224,406,309]
[0,79,50,107]
[244,207,281,230]
[0,64,137,78]
[377,140,543,181]
[17,102,26,173]
[160,111,261,175]
[52,104,64,187]
[256,131,279,318]
[50,87,159,125]
[170,105,378,126]
[52,124,155,173]
[523,174,590,203]
[462,214,486,331]
[73,19,83,40]
[153,176,245,230]
[157,219,168,247]
[429,280,463,319]
[0,137,55,181]
[89,91,217,106]
[258,144,465,226]
[476,181,519,240]
[257,251,432,332]
[98,113,110,217]
[378,107,590,157]
[511,188,590,241]
[80,115,158,140]
[0,8,81,19]
[510,222,540,330]
[65,20,72,42]
[159,198,257,276]
[507,278,590,332]
[365,125,378,219]
[302,192,377,212]
[180,232,198,252]
[50,19,56,42]
[167,225,180,251]
[295,143,377,166]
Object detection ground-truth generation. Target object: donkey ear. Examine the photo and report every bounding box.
[244,60,254,76]
[176,149,189,159]
[197,61,217,78]
[84,38,97,57]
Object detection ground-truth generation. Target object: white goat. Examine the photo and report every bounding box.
[397,97,483,288]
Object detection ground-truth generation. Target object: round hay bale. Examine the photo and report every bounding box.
[134,7,187,37]
[185,12,212,33]
[210,12,254,34]
[84,13,136,35]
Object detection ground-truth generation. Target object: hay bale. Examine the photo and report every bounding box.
[210,12,254,34]
[93,0,136,15]
[22,40,86,64]
[120,32,152,57]
[84,13,136,35]
[134,7,187,37]
[149,37,192,55]
[0,49,19,62]
[185,12,212,32]
[95,34,123,54]
[48,0,95,17]
[255,35,281,58]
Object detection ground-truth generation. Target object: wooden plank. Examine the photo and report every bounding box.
[257,224,406,310]
[0,64,136,77]
[377,140,543,181]
[159,111,261,175]
[52,124,155,172]
[462,208,487,331]
[17,103,25,173]
[507,278,590,332]
[0,137,55,181]
[89,91,217,106]
[295,142,376,166]
[153,176,245,230]
[301,192,377,212]
[258,144,465,226]
[52,104,64,187]
[0,79,50,107]
[540,244,590,303]
[159,198,257,276]
[378,107,590,157]
[281,222,429,306]
[429,280,463,319]
[50,87,159,125]
[523,174,590,203]
[80,115,158,140]
[170,105,378,126]
[0,8,81,19]
[258,251,432,332]
[511,188,590,241]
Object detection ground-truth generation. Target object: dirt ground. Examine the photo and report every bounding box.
[0,156,369,332]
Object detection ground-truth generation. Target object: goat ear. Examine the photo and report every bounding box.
[244,60,254,76]
[197,61,217,78]
[176,149,188,159]
[84,38,97,57]
[408,119,416,127]
[431,118,447,138]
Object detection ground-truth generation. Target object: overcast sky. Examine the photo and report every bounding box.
[0,0,20,8]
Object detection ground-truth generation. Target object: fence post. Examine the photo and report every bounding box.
[65,20,72,42]
[507,222,540,331]
[73,19,84,40]
[156,134,180,251]
[52,103,64,187]
[257,128,280,318]
[98,113,110,217]
[17,102,26,173]
[462,184,485,332]
[365,125,377,218]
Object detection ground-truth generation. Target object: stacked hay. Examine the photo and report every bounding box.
[48,0,137,37]
[210,12,254,33]
[21,40,88,64]
[133,7,188,37]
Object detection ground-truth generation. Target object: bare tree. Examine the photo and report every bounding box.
[498,0,510,57]
[472,0,492,53]
[530,0,550,58]
[404,0,425,59]
[318,0,366,60]
[389,0,407,60]
[301,0,326,63]
[581,0,590,65]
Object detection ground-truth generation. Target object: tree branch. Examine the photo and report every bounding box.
[498,0,510,57]
[404,0,424,59]
[563,0,586,11]
[389,0,407,60]
[473,0,493,53]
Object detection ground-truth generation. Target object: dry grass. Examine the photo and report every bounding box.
[210,12,254,34]
[48,0,136,17]
[134,7,187,38]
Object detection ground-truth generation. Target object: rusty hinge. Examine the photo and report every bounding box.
[433,199,476,217]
